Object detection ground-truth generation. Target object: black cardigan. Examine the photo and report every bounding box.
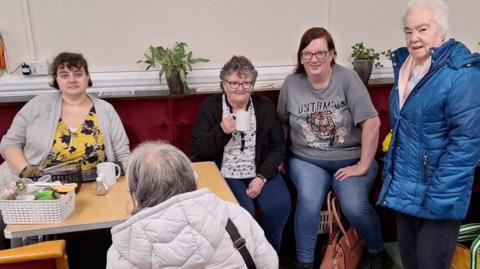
[190,94,286,180]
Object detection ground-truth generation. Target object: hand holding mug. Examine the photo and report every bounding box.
[220,115,236,134]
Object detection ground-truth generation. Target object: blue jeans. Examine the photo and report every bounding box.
[225,172,291,252]
[288,154,384,263]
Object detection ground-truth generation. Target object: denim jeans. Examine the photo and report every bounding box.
[225,172,291,252]
[288,154,384,263]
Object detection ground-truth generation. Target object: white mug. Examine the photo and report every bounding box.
[235,111,251,132]
[97,162,121,187]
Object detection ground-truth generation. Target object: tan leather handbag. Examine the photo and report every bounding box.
[320,191,365,269]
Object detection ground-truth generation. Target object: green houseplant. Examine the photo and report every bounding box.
[138,42,209,93]
[350,42,383,83]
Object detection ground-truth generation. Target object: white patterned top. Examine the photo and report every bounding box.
[220,94,257,179]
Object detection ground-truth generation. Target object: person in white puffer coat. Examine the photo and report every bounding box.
[106,141,278,269]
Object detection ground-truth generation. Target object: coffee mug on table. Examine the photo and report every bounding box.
[96,162,121,187]
[235,111,251,132]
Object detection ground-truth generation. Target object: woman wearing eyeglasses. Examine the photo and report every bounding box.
[191,55,291,253]
[277,27,389,269]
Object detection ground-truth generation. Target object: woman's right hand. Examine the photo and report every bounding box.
[334,163,369,181]
[220,114,236,134]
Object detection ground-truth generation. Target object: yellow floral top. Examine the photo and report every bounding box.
[42,107,106,171]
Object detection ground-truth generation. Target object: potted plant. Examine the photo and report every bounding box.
[350,42,384,83]
[138,42,209,94]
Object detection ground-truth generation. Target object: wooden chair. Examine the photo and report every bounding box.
[0,240,68,269]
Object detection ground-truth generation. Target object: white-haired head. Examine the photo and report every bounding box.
[403,0,449,39]
[127,140,197,214]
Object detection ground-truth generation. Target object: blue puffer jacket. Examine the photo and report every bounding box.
[378,39,480,220]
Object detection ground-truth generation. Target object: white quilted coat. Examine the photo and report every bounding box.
[106,188,278,269]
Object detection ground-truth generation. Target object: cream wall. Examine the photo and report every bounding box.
[0,0,479,91]
[330,0,480,65]
[1,0,328,71]
[329,0,405,65]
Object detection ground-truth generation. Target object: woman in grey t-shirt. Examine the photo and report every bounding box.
[277,27,389,269]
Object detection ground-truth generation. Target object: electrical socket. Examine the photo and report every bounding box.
[24,60,49,76]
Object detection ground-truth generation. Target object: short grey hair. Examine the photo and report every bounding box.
[403,0,449,39]
[127,141,197,214]
[219,55,258,90]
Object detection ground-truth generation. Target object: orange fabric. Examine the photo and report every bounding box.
[450,244,470,269]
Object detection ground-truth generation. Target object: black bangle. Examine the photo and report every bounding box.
[257,174,267,183]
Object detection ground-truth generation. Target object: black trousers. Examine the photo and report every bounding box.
[396,212,460,269]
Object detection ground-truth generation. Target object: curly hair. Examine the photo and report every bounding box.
[49,52,93,90]
[219,55,258,90]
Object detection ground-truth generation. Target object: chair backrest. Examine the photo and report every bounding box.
[0,240,68,269]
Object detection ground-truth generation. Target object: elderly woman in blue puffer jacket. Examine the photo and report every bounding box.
[378,0,480,269]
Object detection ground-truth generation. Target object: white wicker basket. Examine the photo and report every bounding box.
[318,210,330,234]
[0,191,75,224]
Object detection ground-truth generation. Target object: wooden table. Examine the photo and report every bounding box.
[4,161,236,246]
[194,162,237,204]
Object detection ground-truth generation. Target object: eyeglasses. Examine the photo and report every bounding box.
[224,80,253,89]
[301,50,329,61]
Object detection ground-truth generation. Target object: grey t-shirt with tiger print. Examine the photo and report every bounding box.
[277,64,378,160]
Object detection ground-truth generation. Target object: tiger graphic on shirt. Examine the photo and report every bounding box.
[299,100,349,148]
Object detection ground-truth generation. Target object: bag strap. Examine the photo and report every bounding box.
[225,218,257,269]
[327,191,352,248]
[470,234,480,269]
[327,191,335,234]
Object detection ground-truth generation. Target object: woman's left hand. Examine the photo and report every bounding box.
[246,177,265,199]
[334,163,369,181]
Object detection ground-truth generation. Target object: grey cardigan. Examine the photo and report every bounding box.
[0,93,130,182]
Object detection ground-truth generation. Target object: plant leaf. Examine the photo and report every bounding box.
[179,68,188,89]
[158,68,165,82]
[138,41,209,89]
